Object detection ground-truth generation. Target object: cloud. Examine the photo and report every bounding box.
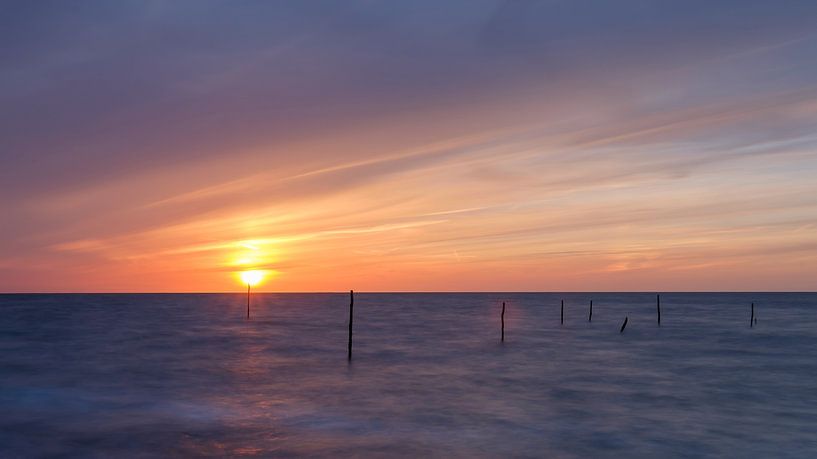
[2,1,817,291]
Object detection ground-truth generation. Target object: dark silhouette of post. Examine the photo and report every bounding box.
[589,300,593,322]
[620,316,628,333]
[348,290,354,361]
[246,284,251,319]
[656,294,661,326]
[750,302,754,328]
[501,302,506,342]
[561,299,564,325]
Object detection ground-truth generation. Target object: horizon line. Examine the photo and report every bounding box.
[1,291,815,295]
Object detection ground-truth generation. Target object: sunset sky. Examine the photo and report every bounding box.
[3,1,817,292]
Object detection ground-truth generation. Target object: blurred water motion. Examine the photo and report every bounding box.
[1,293,816,457]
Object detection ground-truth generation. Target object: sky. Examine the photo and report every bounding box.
[2,1,817,292]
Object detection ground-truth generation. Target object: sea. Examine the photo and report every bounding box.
[1,293,815,458]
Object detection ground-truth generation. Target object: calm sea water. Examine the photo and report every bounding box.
[1,293,816,458]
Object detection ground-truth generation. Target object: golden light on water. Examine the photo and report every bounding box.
[240,270,265,287]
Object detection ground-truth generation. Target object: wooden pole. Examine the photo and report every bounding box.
[246,284,250,319]
[656,294,661,326]
[348,290,354,361]
[750,302,754,328]
[620,316,628,333]
[588,300,593,322]
[561,299,564,325]
[501,302,505,342]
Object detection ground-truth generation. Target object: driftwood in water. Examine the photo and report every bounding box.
[501,302,506,342]
[620,316,629,333]
[348,290,354,361]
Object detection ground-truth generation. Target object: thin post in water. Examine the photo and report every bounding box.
[750,302,754,328]
[561,299,564,325]
[656,294,661,326]
[246,283,251,320]
[348,290,354,361]
[589,300,593,322]
[620,316,629,333]
[501,301,506,342]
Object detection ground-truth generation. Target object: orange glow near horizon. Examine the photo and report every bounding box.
[7,104,817,293]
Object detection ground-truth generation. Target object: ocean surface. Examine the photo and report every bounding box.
[1,293,816,458]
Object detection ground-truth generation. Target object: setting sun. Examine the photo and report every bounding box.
[240,270,265,287]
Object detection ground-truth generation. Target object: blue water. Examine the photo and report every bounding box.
[1,293,816,458]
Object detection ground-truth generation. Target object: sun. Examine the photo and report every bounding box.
[240,270,265,287]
